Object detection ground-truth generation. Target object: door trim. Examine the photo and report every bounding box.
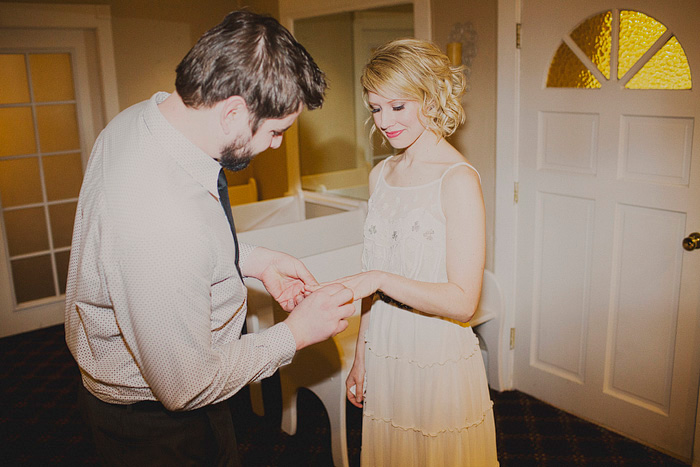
[494,0,519,391]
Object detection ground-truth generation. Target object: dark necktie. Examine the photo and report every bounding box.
[217,168,243,282]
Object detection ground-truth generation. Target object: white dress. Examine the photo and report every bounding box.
[360,158,499,466]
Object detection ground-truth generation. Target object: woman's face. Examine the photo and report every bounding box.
[367,91,428,149]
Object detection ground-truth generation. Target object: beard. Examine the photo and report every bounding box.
[219,135,255,172]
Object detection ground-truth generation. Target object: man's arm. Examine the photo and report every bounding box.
[242,246,355,350]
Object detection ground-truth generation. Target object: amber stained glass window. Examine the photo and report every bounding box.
[547,10,691,90]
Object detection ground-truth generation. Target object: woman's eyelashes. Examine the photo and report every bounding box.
[370,104,405,113]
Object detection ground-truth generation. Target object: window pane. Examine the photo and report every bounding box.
[36,104,80,152]
[11,255,55,303]
[55,250,70,295]
[547,42,602,88]
[570,11,612,80]
[626,36,692,90]
[43,153,83,201]
[0,157,43,207]
[618,10,667,79]
[0,107,36,157]
[0,54,30,104]
[4,207,49,256]
[29,53,75,102]
[49,202,77,249]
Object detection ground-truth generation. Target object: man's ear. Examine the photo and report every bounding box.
[219,95,248,135]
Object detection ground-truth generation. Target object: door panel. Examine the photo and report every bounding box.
[515,0,700,459]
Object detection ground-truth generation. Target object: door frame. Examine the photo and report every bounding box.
[495,0,700,461]
[494,0,520,392]
[0,3,119,337]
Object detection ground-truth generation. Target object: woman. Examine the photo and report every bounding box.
[338,39,498,466]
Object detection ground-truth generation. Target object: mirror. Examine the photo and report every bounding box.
[280,0,430,201]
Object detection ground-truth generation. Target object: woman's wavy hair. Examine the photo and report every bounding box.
[361,38,466,139]
[175,10,326,133]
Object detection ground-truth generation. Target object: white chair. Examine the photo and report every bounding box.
[274,244,363,467]
[472,269,506,390]
[278,311,360,467]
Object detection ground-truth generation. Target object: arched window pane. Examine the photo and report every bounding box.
[570,10,612,80]
[618,11,667,80]
[626,36,692,89]
[547,42,602,88]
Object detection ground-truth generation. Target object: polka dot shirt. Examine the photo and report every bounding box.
[64,92,296,411]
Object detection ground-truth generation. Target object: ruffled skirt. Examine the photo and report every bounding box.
[361,301,498,466]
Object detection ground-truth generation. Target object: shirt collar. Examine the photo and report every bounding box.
[143,92,222,198]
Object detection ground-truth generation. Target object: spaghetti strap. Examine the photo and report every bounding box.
[439,161,481,183]
[373,156,393,192]
[438,162,482,212]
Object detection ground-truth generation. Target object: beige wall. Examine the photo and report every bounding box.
[5,0,498,215]
[295,12,357,176]
[432,0,498,270]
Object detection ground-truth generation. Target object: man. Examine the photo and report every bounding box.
[64,11,354,466]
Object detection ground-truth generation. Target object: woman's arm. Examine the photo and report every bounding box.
[346,296,373,407]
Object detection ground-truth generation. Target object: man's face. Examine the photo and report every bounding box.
[219,107,302,172]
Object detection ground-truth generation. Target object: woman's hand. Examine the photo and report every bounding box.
[346,358,366,408]
[325,270,383,303]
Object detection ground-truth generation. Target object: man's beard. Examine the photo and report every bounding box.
[219,136,255,172]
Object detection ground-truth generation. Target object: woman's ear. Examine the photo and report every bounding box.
[219,95,248,135]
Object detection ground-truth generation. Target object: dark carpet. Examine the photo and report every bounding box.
[0,325,689,466]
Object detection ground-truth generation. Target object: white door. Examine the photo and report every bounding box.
[514,0,700,459]
[0,29,101,337]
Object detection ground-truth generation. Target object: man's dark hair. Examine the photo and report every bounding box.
[175,10,326,133]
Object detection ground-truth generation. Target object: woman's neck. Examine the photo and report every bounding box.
[401,129,442,163]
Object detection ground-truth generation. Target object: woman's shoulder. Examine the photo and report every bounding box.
[441,161,481,190]
[437,147,481,199]
[433,145,478,180]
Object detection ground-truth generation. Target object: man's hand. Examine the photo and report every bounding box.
[284,283,355,350]
[243,248,318,311]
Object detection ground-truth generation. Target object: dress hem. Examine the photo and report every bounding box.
[363,401,495,437]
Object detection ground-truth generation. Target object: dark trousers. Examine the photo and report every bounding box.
[78,384,241,467]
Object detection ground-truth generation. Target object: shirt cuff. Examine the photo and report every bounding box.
[238,243,257,269]
[262,322,297,366]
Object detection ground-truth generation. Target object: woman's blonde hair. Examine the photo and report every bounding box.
[361,38,466,139]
